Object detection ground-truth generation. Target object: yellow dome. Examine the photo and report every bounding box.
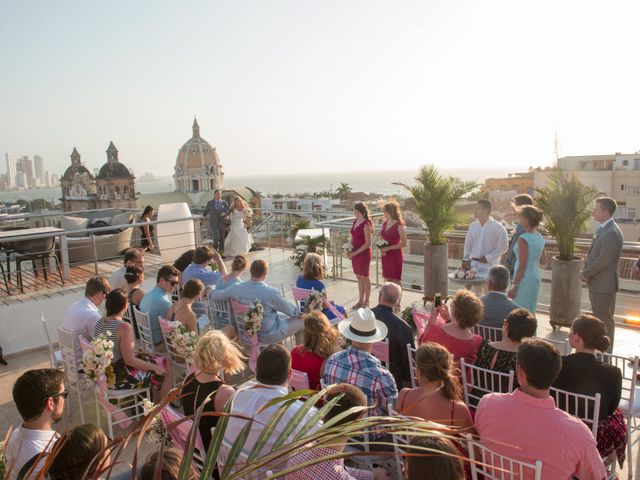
[175,118,221,170]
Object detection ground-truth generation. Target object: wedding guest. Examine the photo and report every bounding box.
[405,435,465,480]
[182,330,245,453]
[396,342,473,431]
[507,205,545,313]
[216,254,248,290]
[5,369,66,480]
[296,252,346,320]
[419,290,483,366]
[109,248,145,290]
[503,193,534,276]
[139,265,181,345]
[203,189,230,253]
[94,289,172,401]
[476,339,607,479]
[290,311,342,390]
[553,314,626,465]
[124,265,144,337]
[479,265,519,330]
[139,205,155,252]
[379,200,407,285]
[348,202,373,308]
[463,200,508,272]
[48,424,110,480]
[173,248,195,275]
[165,279,204,333]
[140,449,199,480]
[182,245,227,289]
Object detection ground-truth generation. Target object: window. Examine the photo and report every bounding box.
[623,160,629,166]
[628,208,637,219]
[621,184,625,191]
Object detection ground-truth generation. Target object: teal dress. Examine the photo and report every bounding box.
[513,231,545,313]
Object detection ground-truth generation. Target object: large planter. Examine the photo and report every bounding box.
[424,243,449,299]
[549,256,584,329]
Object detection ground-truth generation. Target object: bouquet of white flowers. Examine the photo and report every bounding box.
[342,242,353,254]
[244,299,264,337]
[376,239,389,249]
[454,268,477,280]
[141,398,173,446]
[82,332,115,387]
[304,290,326,313]
[166,322,197,362]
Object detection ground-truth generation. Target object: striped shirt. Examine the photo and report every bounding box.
[93,317,123,363]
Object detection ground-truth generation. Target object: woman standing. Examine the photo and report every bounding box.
[379,200,407,284]
[348,202,372,308]
[223,196,252,257]
[139,205,155,252]
[508,205,545,313]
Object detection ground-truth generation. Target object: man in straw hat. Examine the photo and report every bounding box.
[323,308,398,416]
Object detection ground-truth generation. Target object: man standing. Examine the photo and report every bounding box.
[203,189,229,252]
[503,194,534,276]
[464,200,508,273]
[581,197,623,351]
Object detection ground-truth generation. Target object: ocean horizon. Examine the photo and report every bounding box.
[0,167,512,204]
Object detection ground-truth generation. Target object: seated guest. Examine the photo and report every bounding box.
[173,248,195,285]
[296,253,346,320]
[475,307,537,375]
[216,254,248,290]
[109,248,144,290]
[405,434,465,480]
[94,289,172,401]
[222,345,319,476]
[48,423,110,480]
[419,290,483,366]
[553,314,626,465]
[397,342,473,431]
[479,265,519,329]
[371,283,415,388]
[139,265,181,345]
[324,308,398,416]
[124,265,144,337]
[140,449,198,480]
[165,279,204,333]
[5,368,66,480]
[210,259,303,344]
[62,276,111,362]
[286,383,389,480]
[182,330,244,453]
[182,245,227,289]
[476,339,607,479]
[291,311,342,390]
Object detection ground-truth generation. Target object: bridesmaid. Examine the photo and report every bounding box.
[380,200,407,285]
[348,202,372,308]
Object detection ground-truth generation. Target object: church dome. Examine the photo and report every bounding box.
[97,141,134,179]
[62,147,93,180]
[175,118,221,170]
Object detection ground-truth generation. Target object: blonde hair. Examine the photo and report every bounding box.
[232,196,247,210]
[383,200,404,225]
[301,253,326,280]
[301,311,342,358]
[450,289,483,329]
[416,342,462,401]
[195,330,246,375]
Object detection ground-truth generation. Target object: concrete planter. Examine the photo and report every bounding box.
[424,243,449,299]
[549,256,584,329]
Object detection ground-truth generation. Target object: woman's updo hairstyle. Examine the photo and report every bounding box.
[415,342,462,401]
[571,314,610,352]
[231,254,248,273]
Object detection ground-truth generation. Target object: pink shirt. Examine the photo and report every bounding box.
[476,389,606,480]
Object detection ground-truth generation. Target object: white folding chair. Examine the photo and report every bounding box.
[474,324,503,342]
[407,343,418,388]
[389,403,411,480]
[41,313,62,369]
[291,285,344,325]
[466,433,543,479]
[289,369,311,392]
[208,297,234,330]
[159,318,189,388]
[371,339,389,366]
[549,387,601,437]
[540,336,571,356]
[133,307,158,354]
[460,358,515,409]
[57,326,87,423]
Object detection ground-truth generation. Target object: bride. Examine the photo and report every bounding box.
[223,196,252,257]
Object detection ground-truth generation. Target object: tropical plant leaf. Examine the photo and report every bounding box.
[219,419,254,479]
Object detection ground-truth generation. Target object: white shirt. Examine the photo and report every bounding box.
[62,297,101,361]
[464,217,508,269]
[109,266,128,290]
[5,427,59,480]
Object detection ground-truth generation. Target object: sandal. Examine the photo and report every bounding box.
[351,302,363,309]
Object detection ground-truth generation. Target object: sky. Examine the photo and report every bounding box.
[2,1,640,178]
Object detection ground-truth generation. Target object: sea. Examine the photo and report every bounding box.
[0,167,510,204]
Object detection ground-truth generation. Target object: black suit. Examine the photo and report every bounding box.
[372,305,415,389]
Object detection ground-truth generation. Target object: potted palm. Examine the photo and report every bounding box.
[536,171,599,328]
[402,165,476,299]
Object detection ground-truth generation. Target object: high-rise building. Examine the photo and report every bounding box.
[16,156,35,187]
[44,171,50,188]
[50,173,59,186]
[34,155,44,184]
[5,153,16,189]
[15,172,27,188]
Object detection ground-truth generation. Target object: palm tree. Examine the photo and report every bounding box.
[334,182,352,201]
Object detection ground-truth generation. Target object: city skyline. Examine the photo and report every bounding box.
[3,1,640,179]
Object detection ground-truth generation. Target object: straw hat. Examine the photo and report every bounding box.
[338,308,388,343]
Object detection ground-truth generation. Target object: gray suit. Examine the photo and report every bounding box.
[203,199,230,251]
[480,291,520,329]
[582,220,623,351]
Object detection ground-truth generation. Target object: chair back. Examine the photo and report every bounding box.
[407,343,418,388]
[411,310,430,339]
[41,314,61,369]
[159,406,205,454]
[389,403,411,480]
[133,307,155,354]
[549,387,601,437]
[209,298,233,330]
[460,358,515,409]
[371,339,390,366]
[57,326,81,384]
[466,433,543,480]
[289,369,311,392]
[595,352,638,419]
[230,300,251,344]
[14,236,56,255]
[159,318,186,364]
[474,324,503,342]
[540,336,571,356]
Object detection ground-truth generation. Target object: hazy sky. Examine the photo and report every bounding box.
[2,1,640,178]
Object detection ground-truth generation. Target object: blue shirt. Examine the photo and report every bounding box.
[139,286,172,344]
[210,280,298,343]
[295,275,326,292]
[182,262,222,288]
[215,276,243,291]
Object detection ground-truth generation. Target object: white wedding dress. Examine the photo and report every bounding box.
[224,209,252,256]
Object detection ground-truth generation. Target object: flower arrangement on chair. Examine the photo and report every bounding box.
[243,299,264,337]
[166,322,197,363]
[141,398,173,447]
[81,332,116,388]
[304,290,327,313]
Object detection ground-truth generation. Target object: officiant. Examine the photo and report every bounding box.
[463,200,509,274]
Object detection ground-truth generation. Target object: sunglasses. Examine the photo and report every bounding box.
[48,389,69,400]
[164,278,179,286]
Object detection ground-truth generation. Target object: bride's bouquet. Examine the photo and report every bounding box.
[244,299,264,337]
[376,239,389,249]
[304,290,326,313]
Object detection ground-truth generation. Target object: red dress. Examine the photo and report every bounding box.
[350,219,372,276]
[380,220,403,281]
[291,345,325,390]
[419,323,483,365]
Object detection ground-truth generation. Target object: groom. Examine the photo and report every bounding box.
[203,190,229,252]
[580,197,623,351]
